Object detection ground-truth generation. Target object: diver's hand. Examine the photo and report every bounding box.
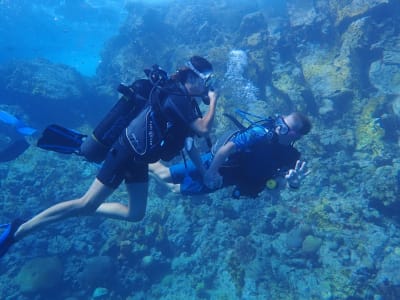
[208,90,218,105]
[204,169,223,190]
[285,160,310,189]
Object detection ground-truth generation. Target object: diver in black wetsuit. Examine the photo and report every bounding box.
[0,56,218,258]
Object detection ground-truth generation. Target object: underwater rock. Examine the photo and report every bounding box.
[141,255,154,269]
[319,98,334,115]
[0,58,88,101]
[369,37,400,95]
[245,32,267,48]
[16,256,63,294]
[364,165,400,216]
[271,62,309,107]
[78,256,115,288]
[330,0,390,26]
[297,16,373,104]
[298,45,351,100]
[301,235,322,255]
[238,11,267,37]
[373,74,400,98]
[0,58,98,127]
[287,0,318,28]
[286,224,312,250]
[340,17,373,57]
[140,250,170,281]
[92,287,109,299]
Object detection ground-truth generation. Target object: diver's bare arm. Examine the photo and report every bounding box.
[190,90,218,135]
[203,141,236,189]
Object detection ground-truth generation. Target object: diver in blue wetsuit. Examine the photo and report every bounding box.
[0,110,36,163]
[150,112,311,198]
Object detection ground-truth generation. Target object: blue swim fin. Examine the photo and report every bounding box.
[0,110,37,136]
[16,123,37,136]
[0,110,19,125]
[0,219,24,257]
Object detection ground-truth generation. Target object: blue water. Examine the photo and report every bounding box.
[0,1,127,76]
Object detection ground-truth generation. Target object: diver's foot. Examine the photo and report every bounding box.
[0,219,23,257]
[148,161,170,180]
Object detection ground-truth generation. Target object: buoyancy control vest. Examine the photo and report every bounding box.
[211,116,277,158]
[215,114,296,198]
[125,80,200,163]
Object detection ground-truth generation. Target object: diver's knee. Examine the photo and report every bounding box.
[127,210,145,222]
[76,196,100,215]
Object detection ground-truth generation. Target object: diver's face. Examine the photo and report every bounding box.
[186,74,208,95]
[277,114,301,144]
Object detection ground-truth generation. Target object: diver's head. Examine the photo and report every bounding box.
[174,56,213,97]
[186,56,213,84]
[275,112,311,144]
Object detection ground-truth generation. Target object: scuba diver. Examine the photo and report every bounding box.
[150,111,311,198]
[0,110,36,163]
[0,56,218,258]
[36,60,214,163]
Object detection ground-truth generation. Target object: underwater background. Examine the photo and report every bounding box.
[1,0,400,299]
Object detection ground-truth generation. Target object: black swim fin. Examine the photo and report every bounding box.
[37,124,87,155]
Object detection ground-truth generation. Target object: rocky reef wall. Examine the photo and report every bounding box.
[1,1,400,299]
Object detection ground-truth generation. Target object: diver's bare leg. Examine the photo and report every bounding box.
[14,179,113,240]
[95,182,148,221]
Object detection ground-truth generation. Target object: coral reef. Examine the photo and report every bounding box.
[2,1,400,299]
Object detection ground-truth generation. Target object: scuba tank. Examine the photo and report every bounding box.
[80,66,168,163]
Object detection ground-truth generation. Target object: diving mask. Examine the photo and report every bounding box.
[186,60,213,89]
[274,116,290,135]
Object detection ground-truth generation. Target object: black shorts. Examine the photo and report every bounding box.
[96,135,148,189]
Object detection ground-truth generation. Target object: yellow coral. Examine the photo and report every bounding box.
[306,198,342,232]
[355,97,385,157]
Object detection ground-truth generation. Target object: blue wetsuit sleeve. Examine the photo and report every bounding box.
[231,126,268,152]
